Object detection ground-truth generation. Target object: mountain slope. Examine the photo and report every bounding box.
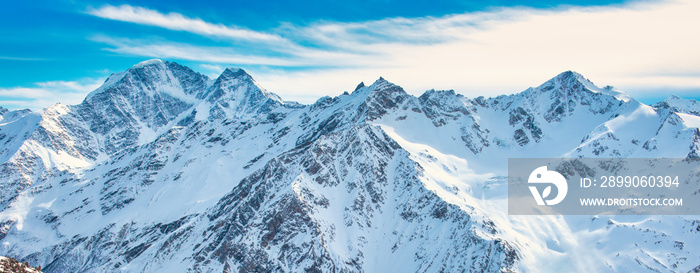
[0,60,698,272]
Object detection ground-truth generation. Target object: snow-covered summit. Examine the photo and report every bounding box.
[0,61,698,273]
[218,67,251,81]
[0,108,31,124]
[350,77,396,95]
[541,70,594,89]
[86,59,209,103]
[131,58,165,68]
[654,95,700,116]
[536,70,632,102]
[197,67,286,120]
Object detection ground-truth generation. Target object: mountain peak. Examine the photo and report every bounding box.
[373,76,388,85]
[544,70,592,89]
[131,59,165,69]
[3,59,699,273]
[353,76,412,120]
[354,81,365,91]
[537,70,632,102]
[77,60,209,155]
[368,76,400,92]
[208,67,257,96]
[556,70,583,79]
[220,67,252,80]
[85,59,203,102]
[350,77,398,97]
[202,67,284,119]
[666,95,684,101]
[654,95,700,116]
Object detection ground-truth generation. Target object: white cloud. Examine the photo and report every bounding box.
[198,64,225,79]
[87,0,700,103]
[92,36,374,69]
[87,5,284,43]
[257,0,700,101]
[0,56,49,61]
[0,79,104,111]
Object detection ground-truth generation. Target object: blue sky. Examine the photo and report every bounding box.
[1,0,698,110]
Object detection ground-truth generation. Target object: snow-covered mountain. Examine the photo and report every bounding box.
[0,60,698,272]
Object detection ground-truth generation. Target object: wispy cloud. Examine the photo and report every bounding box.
[90,35,303,66]
[85,1,700,103]
[281,9,523,50]
[0,56,49,61]
[0,79,103,110]
[86,4,284,43]
[90,35,380,68]
[198,64,225,78]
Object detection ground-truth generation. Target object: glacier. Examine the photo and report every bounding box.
[0,60,698,272]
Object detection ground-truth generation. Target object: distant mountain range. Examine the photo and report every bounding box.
[0,59,698,272]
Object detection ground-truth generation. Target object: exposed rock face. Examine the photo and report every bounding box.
[0,256,42,272]
[0,60,699,272]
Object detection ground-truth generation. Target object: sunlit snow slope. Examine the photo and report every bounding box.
[0,60,698,273]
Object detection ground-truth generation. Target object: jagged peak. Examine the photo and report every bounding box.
[350,76,400,97]
[541,70,593,89]
[208,67,264,98]
[420,89,457,98]
[536,70,632,102]
[218,67,252,81]
[84,60,204,103]
[655,95,688,107]
[207,67,256,92]
[367,76,402,93]
[350,76,412,121]
[91,59,170,94]
[558,70,584,79]
[654,95,700,116]
[662,95,692,103]
[0,107,32,123]
[372,76,389,86]
[354,82,365,91]
[129,59,207,83]
[201,66,287,119]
